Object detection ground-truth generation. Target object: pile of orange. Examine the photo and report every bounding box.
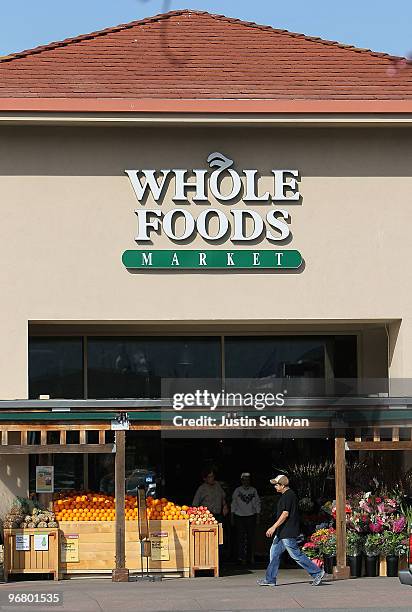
[146,497,188,521]
[53,493,189,522]
[53,493,137,522]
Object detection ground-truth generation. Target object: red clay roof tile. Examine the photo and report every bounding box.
[0,9,411,100]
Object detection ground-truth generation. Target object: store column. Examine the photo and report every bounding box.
[334,437,350,579]
[112,430,129,582]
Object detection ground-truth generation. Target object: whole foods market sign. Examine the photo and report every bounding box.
[122,152,303,270]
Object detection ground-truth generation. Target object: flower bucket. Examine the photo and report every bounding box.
[386,555,399,577]
[323,555,336,575]
[365,555,379,577]
[347,554,362,578]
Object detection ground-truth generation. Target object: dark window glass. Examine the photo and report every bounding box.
[224,336,357,395]
[87,336,221,399]
[225,336,327,379]
[28,337,83,399]
[333,335,358,378]
[29,454,84,493]
[87,432,161,495]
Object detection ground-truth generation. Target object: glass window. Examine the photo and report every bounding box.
[87,336,221,399]
[28,337,84,399]
[224,335,357,395]
[29,454,84,493]
[225,336,327,379]
[333,335,358,378]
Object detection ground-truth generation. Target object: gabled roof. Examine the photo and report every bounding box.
[0,9,411,101]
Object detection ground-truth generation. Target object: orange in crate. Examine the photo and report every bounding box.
[53,492,207,523]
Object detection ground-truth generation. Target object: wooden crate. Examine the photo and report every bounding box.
[3,529,59,581]
[189,524,221,577]
[58,520,190,577]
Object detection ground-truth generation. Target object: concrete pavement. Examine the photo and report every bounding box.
[0,569,411,611]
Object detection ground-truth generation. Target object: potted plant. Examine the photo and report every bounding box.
[382,531,400,577]
[302,527,334,571]
[381,530,408,577]
[346,530,363,578]
[302,541,323,569]
[319,529,336,575]
[363,533,383,577]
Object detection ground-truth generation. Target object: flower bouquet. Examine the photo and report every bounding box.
[381,530,408,576]
[364,532,383,557]
[363,532,383,577]
[346,530,364,577]
[346,530,363,556]
[303,527,336,573]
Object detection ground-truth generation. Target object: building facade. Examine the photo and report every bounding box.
[0,10,412,521]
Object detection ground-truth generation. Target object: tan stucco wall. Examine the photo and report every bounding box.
[0,454,29,517]
[0,125,411,398]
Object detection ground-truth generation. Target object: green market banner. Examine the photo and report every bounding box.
[122,250,302,270]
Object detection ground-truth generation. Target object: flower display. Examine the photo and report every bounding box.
[302,541,318,559]
[396,537,409,557]
[364,533,383,557]
[303,488,409,567]
[346,530,362,556]
[381,531,409,556]
[302,527,336,561]
[391,515,407,533]
[369,516,384,533]
[310,527,332,545]
[343,491,406,535]
[331,503,351,519]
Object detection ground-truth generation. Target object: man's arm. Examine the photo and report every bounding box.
[266,511,289,538]
[220,484,229,516]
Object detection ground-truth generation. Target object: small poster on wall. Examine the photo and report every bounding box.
[36,466,54,493]
[34,534,49,551]
[15,534,30,551]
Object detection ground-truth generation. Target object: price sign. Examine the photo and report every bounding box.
[15,535,30,551]
[60,535,79,562]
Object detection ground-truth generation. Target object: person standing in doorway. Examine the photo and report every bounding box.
[257,475,325,587]
[231,472,261,565]
[193,468,229,522]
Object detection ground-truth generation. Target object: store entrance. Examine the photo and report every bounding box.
[160,436,335,508]
[85,432,336,566]
[161,435,336,566]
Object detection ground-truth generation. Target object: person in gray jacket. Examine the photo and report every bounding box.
[193,468,229,523]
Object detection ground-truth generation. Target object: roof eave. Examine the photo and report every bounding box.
[0,98,412,113]
[1,99,412,126]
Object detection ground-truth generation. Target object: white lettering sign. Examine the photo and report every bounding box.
[126,153,300,246]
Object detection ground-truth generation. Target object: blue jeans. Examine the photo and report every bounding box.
[265,536,321,584]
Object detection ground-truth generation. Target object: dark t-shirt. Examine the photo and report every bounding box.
[276,489,300,539]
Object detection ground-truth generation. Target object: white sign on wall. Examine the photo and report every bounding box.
[125,152,301,244]
[15,535,30,551]
[34,534,49,551]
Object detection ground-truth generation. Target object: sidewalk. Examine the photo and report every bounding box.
[1,569,411,611]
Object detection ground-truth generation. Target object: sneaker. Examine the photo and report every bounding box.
[311,568,325,586]
[256,578,276,587]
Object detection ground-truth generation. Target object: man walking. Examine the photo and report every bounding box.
[257,474,325,587]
